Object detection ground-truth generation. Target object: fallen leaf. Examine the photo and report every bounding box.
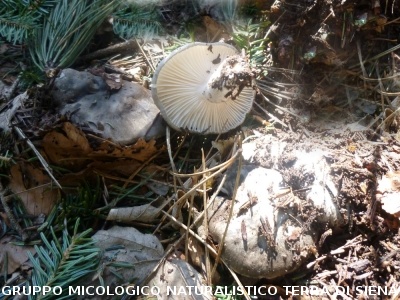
[9,163,59,216]
[91,226,163,287]
[41,122,164,187]
[144,258,213,300]
[42,122,92,170]
[187,236,203,269]
[0,236,34,274]
[106,198,169,223]
[374,15,387,33]
[91,138,162,162]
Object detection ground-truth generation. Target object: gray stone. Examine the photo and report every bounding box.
[52,68,165,144]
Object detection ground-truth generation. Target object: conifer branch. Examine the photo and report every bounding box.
[26,220,100,300]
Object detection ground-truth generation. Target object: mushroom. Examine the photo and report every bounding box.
[151,42,255,134]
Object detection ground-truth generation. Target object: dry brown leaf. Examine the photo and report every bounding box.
[90,160,142,177]
[374,15,387,33]
[63,122,92,151]
[0,236,34,274]
[146,181,169,196]
[42,122,92,170]
[9,163,59,216]
[202,16,229,41]
[91,226,163,287]
[58,160,143,186]
[41,122,164,186]
[91,138,161,162]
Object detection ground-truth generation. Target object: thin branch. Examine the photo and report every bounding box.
[13,126,62,189]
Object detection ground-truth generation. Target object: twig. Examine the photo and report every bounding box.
[211,135,242,278]
[201,149,212,286]
[78,39,138,63]
[153,149,240,234]
[356,40,368,79]
[350,43,400,68]
[256,102,286,125]
[166,126,184,188]
[190,174,227,229]
[0,92,28,133]
[353,271,373,280]
[13,126,62,190]
[170,149,241,178]
[260,93,302,119]
[184,193,195,263]
[143,174,254,300]
[337,248,352,286]
[308,235,365,269]
[136,39,155,72]
[161,209,251,300]
[3,71,22,101]
[315,270,338,279]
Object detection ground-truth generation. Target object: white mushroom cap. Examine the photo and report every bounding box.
[151,42,255,134]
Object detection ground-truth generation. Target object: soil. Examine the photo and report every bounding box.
[241,0,400,297]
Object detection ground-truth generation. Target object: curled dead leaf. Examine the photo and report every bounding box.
[106,198,169,223]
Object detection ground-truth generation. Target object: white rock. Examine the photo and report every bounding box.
[208,165,316,279]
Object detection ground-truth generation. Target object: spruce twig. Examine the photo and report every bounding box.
[27,219,100,300]
[29,0,118,72]
[112,3,161,40]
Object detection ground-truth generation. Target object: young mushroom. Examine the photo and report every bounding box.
[151,42,255,134]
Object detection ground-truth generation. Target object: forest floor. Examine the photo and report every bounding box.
[1,0,400,299]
